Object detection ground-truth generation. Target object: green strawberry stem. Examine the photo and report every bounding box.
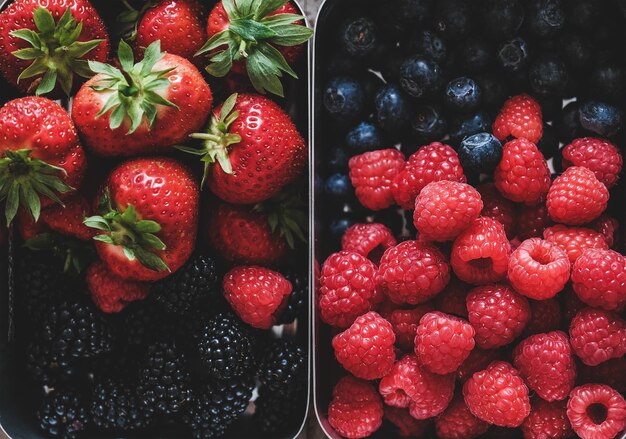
[0,149,72,226]
[116,0,159,41]
[83,190,169,272]
[255,191,306,248]
[196,0,312,97]
[24,232,96,273]
[10,7,104,96]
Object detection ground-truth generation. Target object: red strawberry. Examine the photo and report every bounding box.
[0,97,86,225]
[492,94,543,143]
[35,194,93,241]
[84,157,199,281]
[0,0,109,96]
[86,260,149,313]
[72,40,212,156]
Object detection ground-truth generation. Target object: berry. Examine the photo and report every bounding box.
[435,277,470,318]
[572,249,626,311]
[349,149,406,210]
[497,37,531,73]
[341,223,397,264]
[493,94,543,144]
[339,16,378,58]
[525,0,565,39]
[569,308,626,366]
[516,202,553,240]
[253,385,306,435]
[567,384,626,439]
[409,104,447,143]
[319,251,381,328]
[477,75,508,109]
[457,348,501,383]
[524,298,562,336]
[277,270,307,324]
[388,304,435,351]
[328,376,383,439]
[507,238,571,300]
[454,37,492,74]
[328,147,350,171]
[405,29,446,62]
[528,53,569,96]
[578,358,626,395]
[38,388,89,439]
[324,76,365,123]
[467,284,531,348]
[26,341,77,388]
[86,261,149,313]
[332,312,395,380]
[543,224,608,263]
[258,340,306,392]
[463,361,531,427]
[477,183,516,238]
[415,312,475,374]
[434,0,475,41]
[325,173,352,199]
[591,214,619,249]
[399,56,442,98]
[458,132,503,174]
[444,77,482,113]
[521,399,573,439]
[481,0,524,39]
[449,111,492,145]
[90,379,152,431]
[558,101,587,143]
[374,84,409,132]
[384,406,430,438]
[413,181,483,242]
[346,122,384,152]
[435,395,489,439]
[589,63,625,101]
[378,240,450,305]
[579,101,623,137]
[561,137,623,189]
[513,331,576,402]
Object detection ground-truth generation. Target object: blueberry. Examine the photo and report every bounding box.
[408,104,447,143]
[360,71,386,103]
[528,53,568,96]
[537,123,560,159]
[328,216,355,240]
[476,75,508,109]
[458,132,503,174]
[579,101,623,137]
[394,0,435,27]
[399,56,442,98]
[558,32,593,72]
[339,16,379,59]
[325,53,360,77]
[345,122,384,152]
[404,30,447,63]
[525,0,565,39]
[323,77,365,123]
[444,77,482,113]
[556,101,586,142]
[327,148,350,172]
[588,64,625,102]
[481,0,524,40]
[565,0,603,32]
[324,173,352,199]
[434,0,475,41]
[454,38,492,74]
[449,112,492,145]
[497,37,531,73]
[374,84,409,132]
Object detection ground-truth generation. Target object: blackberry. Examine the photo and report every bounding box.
[152,253,219,315]
[91,378,152,431]
[277,270,307,325]
[254,386,307,435]
[119,300,164,347]
[258,340,306,393]
[26,341,79,388]
[38,388,89,439]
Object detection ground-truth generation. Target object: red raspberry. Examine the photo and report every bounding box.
[349,149,405,210]
[341,223,397,264]
[378,354,455,419]
[435,277,470,318]
[332,311,396,380]
[494,138,550,204]
[86,261,149,313]
[524,298,562,336]
[513,331,576,402]
[223,266,292,329]
[477,183,516,238]
[521,399,573,439]
[384,406,430,438]
[547,166,609,225]
[567,384,626,439]
[493,94,543,143]
[328,375,383,439]
[578,358,626,394]
[319,251,381,328]
[435,395,489,439]
[591,214,619,249]
[388,304,435,352]
[413,181,483,242]
[543,224,608,263]
[451,217,511,285]
[463,361,531,427]
[392,142,466,210]
[561,284,586,324]
[415,312,475,375]
[507,238,571,300]
[562,137,623,189]
[378,240,450,305]
[457,348,501,383]
[516,202,553,240]
[571,248,626,311]
[466,284,531,349]
[569,307,626,366]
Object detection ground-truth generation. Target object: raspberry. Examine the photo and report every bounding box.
[457,348,501,383]
[521,399,573,439]
[464,361,531,427]
[328,375,383,439]
[561,285,587,324]
[378,354,455,419]
[494,138,550,204]
[547,166,609,225]
[435,277,470,318]
[392,142,466,210]
[413,181,483,242]
[507,238,571,300]
[516,202,553,240]
[384,406,430,438]
[86,261,149,313]
[388,304,435,352]
[378,240,450,305]
[341,223,397,264]
[543,224,608,263]
[591,214,619,249]
[349,149,405,210]
[435,395,489,439]
[493,94,543,144]
[567,384,626,439]
[467,284,531,349]
[524,298,562,336]
[571,248,626,311]
[562,137,623,189]
[451,217,511,285]
[578,358,626,394]
[569,308,626,366]
[477,183,516,238]
[513,331,576,402]
[332,312,396,380]
[415,312,475,375]
[319,251,381,328]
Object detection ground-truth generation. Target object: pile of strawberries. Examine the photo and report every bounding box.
[318,94,626,439]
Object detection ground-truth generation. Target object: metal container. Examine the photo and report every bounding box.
[0,0,311,438]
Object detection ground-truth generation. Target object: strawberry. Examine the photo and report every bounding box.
[0,0,109,96]
[86,260,150,313]
[84,157,199,281]
[0,97,86,225]
[71,40,213,156]
[180,93,307,204]
[198,0,312,96]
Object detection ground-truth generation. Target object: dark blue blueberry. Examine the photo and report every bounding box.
[449,112,492,145]
[579,101,623,137]
[327,148,350,172]
[375,0,434,36]
[339,16,379,59]
[345,122,384,152]
[565,0,603,32]
[454,38,493,74]
[323,77,365,123]
[409,104,446,143]
[434,0,475,41]
[481,0,524,39]
[374,84,409,132]
[497,38,531,73]
[556,101,586,142]
[525,0,565,39]
[558,32,593,72]
[404,30,447,63]
[360,71,386,103]
[324,173,352,199]
[588,64,625,102]
[476,75,508,109]
[537,123,560,159]
[458,132,503,174]
[444,77,482,113]
[328,216,355,240]
[528,53,569,96]
[399,56,442,98]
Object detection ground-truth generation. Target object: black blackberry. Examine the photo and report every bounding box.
[91,378,152,431]
[152,253,219,315]
[183,376,255,439]
[254,386,307,435]
[137,338,192,415]
[197,312,255,380]
[277,270,307,324]
[26,341,80,388]
[119,299,165,347]
[258,340,306,393]
[38,388,90,438]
